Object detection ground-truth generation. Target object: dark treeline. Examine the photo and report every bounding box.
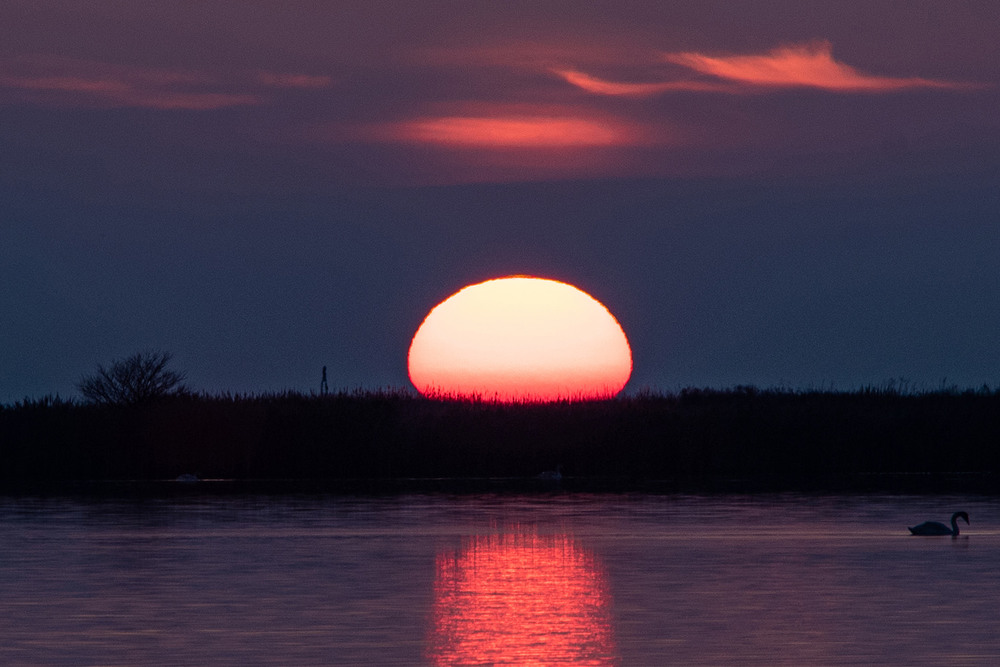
[2,387,999,489]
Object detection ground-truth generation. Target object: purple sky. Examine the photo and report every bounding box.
[2,1,999,401]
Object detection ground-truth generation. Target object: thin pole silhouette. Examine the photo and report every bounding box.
[321,366,329,395]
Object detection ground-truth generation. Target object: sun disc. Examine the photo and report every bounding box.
[408,276,632,402]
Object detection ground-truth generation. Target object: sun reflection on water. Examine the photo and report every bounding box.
[427,529,616,665]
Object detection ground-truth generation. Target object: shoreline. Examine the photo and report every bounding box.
[3,388,998,490]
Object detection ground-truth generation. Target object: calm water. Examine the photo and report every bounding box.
[1,490,998,665]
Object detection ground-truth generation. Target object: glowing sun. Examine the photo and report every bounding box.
[408,276,632,402]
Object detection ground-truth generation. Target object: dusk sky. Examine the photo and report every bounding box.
[2,1,999,402]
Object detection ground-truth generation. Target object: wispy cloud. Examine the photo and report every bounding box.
[384,115,630,148]
[349,101,661,149]
[256,72,332,89]
[664,41,966,91]
[0,73,262,109]
[0,56,331,109]
[557,41,974,97]
[551,69,731,96]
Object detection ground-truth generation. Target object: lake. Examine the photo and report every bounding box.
[1,489,997,665]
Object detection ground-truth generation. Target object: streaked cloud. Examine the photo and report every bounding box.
[0,74,261,109]
[552,69,731,96]
[664,41,969,92]
[0,56,330,109]
[256,72,332,89]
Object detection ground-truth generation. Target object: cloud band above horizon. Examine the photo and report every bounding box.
[556,40,975,96]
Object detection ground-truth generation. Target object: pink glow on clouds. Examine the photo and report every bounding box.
[555,41,975,97]
[664,41,969,92]
[335,103,673,183]
[392,116,630,148]
[552,69,732,96]
[362,103,655,149]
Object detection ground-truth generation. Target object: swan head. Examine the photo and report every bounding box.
[953,511,970,525]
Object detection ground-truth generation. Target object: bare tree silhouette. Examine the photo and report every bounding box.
[78,351,188,406]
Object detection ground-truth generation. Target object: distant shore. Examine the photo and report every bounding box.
[2,388,998,492]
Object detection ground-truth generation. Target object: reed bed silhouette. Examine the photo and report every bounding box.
[2,386,998,489]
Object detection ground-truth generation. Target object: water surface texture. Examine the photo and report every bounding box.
[1,492,997,665]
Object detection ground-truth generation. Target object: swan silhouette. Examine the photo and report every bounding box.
[908,511,969,536]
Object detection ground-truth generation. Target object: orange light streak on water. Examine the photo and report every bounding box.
[427,531,617,665]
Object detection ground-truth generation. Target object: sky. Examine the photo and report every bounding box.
[2,1,999,402]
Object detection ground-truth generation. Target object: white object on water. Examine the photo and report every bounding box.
[537,464,563,481]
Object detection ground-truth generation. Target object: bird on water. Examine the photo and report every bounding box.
[908,511,969,536]
[537,464,563,481]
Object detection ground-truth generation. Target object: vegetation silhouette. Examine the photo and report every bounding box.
[2,385,999,490]
[78,351,188,406]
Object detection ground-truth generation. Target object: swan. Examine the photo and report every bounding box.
[908,511,969,536]
[537,464,563,481]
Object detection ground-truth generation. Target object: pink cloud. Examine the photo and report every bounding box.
[335,109,670,184]
[552,68,731,96]
[354,102,659,149]
[388,115,629,148]
[555,41,975,97]
[664,41,967,92]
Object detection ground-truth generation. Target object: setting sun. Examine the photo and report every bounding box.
[408,276,632,402]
